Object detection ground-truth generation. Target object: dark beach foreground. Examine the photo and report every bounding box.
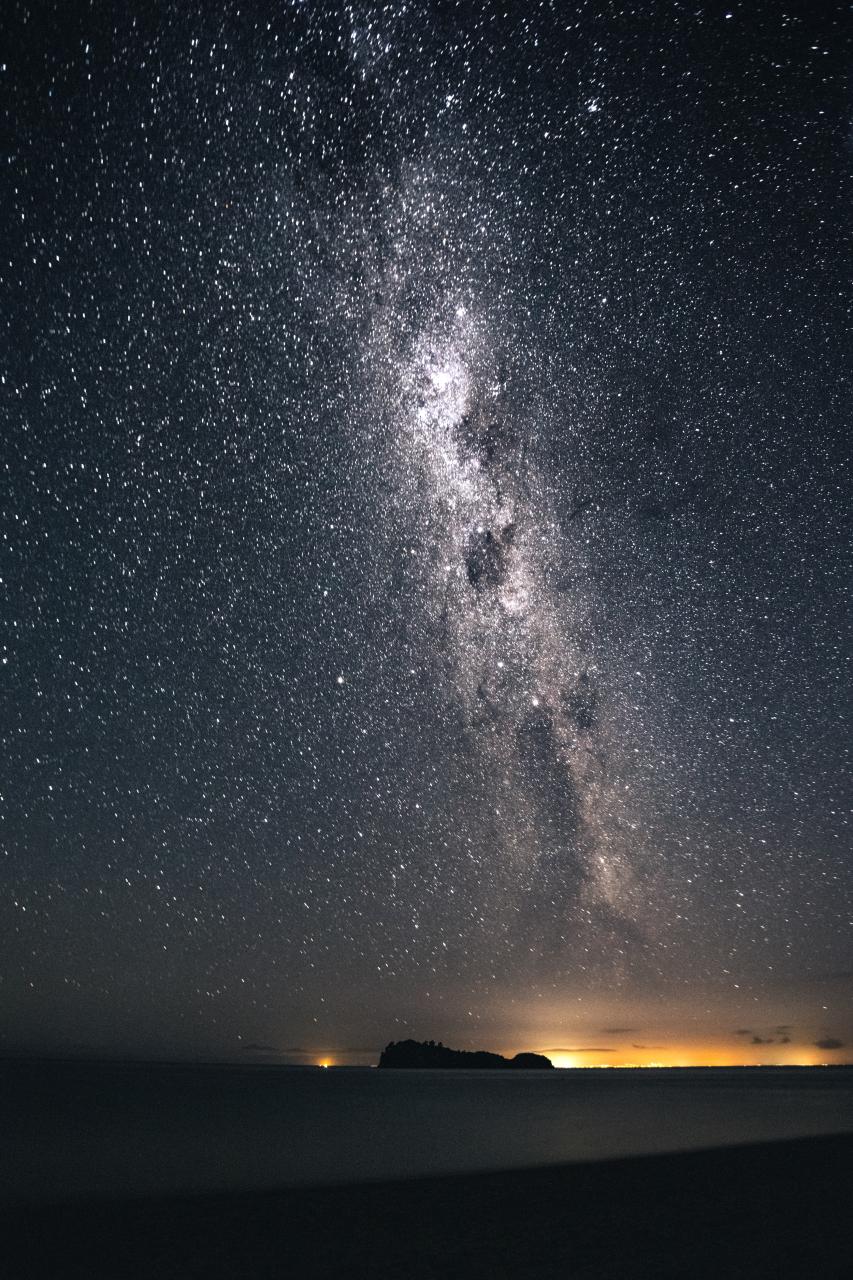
[5,1133,852,1280]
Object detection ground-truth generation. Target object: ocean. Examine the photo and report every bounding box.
[3,1060,851,1204]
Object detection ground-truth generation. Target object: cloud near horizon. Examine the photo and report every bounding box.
[545,1047,615,1054]
[275,1046,379,1058]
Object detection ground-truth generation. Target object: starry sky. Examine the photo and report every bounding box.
[2,0,850,1067]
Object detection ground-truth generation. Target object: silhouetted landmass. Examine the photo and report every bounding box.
[378,1039,553,1069]
[511,1051,554,1069]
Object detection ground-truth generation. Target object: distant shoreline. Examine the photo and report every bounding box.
[2,1054,850,1070]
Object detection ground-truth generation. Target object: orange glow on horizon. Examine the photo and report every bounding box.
[531,1045,832,1069]
[309,1044,846,1070]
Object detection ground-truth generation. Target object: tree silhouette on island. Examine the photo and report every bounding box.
[378,1039,553,1069]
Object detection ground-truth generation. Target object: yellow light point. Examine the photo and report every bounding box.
[317,1059,332,1069]
[548,1052,580,1069]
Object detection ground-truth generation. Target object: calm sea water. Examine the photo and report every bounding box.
[2,1061,851,1203]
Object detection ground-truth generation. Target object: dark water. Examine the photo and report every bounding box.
[2,1061,851,1204]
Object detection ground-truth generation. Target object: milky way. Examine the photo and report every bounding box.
[384,307,639,924]
[2,1,850,1060]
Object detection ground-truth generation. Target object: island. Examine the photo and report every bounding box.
[378,1039,553,1069]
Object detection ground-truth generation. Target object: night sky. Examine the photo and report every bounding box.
[2,0,850,1067]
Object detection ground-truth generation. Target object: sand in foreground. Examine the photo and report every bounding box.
[5,1133,852,1279]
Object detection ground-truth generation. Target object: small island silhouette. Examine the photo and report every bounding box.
[378,1039,553,1069]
